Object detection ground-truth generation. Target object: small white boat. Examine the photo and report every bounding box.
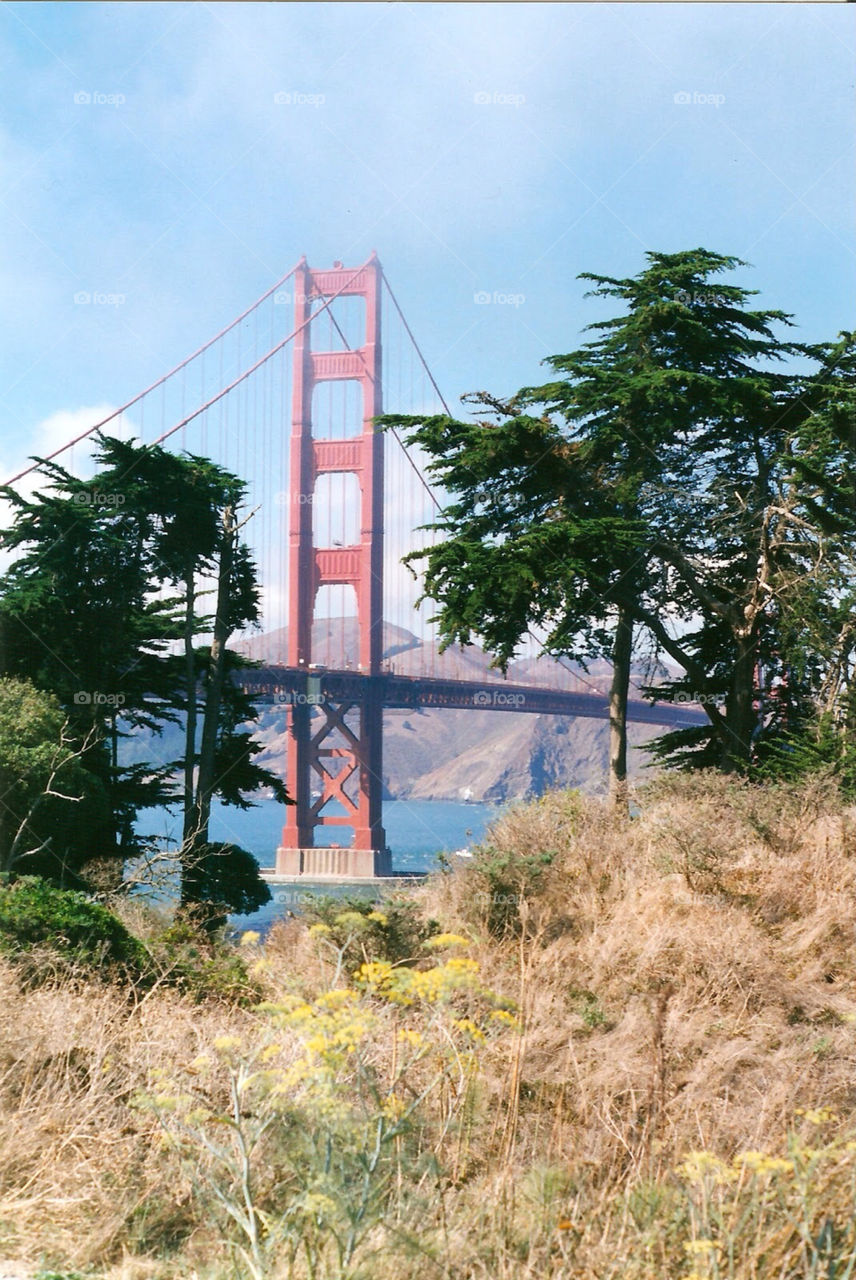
[450,847,473,859]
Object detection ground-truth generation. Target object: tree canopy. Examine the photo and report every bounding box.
[382,249,856,797]
[0,436,290,912]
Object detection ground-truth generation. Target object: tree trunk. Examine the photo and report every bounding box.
[195,507,235,842]
[182,509,235,912]
[721,629,757,772]
[182,562,197,846]
[0,808,12,874]
[608,605,633,814]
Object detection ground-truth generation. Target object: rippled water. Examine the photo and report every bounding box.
[138,797,501,931]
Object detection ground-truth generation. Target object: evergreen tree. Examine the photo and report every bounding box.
[0,677,97,878]
[83,438,290,915]
[383,250,856,789]
[0,455,180,881]
[380,393,644,807]
[0,436,290,910]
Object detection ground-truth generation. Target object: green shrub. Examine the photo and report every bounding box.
[303,891,439,969]
[568,985,612,1030]
[468,845,557,938]
[0,875,153,986]
[33,1271,89,1280]
[192,841,272,921]
[147,917,262,1005]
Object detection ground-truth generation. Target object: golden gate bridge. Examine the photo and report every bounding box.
[7,254,705,878]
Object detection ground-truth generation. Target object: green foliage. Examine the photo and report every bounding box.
[0,433,291,903]
[755,707,856,799]
[0,677,98,878]
[569,986,612,1030]
[142,948,510,1279]
[147,917,262,1005]
[383,250,856,778]
[0,445,183,879]
[0,873,261,1002]
[33,1272,88,1280]
[190,841,272,920]
[470,845,557,938]
[0,875,152,986]
[303,891,439,969]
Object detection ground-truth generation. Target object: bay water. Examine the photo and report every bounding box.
[139,797,500,932]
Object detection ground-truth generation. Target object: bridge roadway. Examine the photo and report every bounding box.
[238,665,708,729]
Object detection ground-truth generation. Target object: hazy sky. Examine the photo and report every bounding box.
[1,1,854,482]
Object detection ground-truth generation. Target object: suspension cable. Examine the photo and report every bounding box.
[142,261,374,448]
[322,301,444,510]
[381,273,452,416]
[5,260,304,487]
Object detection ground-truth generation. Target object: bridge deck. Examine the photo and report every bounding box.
[239,666,708,729]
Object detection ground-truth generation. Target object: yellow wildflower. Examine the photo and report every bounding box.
[240,930,261,946]
[357,960,393,986]
[425,932,470,949]
[334,910,368,930]
[734,1150,794,1176]
[802,1107,838,1125]
[301,1192,338,1218]
[489,1009,521,1031]
[733,1150,768,1170]
[186,1107,213,1125]
[678,1150,735,1185]
[382,1093,406,1121]
[453,1017,486,1043]
[315,988,353,1009]
[684,1239,717,1255]
[212,1035,243,1055]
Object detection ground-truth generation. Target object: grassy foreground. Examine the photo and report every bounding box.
[1,774,856,1279]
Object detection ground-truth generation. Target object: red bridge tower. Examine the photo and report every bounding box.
[277,256,390,876]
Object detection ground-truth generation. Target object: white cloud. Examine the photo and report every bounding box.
[2,402,139,488]
[0,405,140,571]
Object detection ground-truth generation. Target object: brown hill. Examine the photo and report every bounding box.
[249,703,664,803]
[235,624,680,800]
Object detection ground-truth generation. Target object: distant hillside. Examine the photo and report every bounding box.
[125,624,676,802]
[236,619,421,668]
[232,622,675,801]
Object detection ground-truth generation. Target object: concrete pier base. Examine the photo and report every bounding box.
[274,846,392,878]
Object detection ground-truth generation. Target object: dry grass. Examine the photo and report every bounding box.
[1,774,855,1277]
[433,776,856,1168]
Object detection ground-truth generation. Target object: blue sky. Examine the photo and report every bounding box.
[0,0,854,482]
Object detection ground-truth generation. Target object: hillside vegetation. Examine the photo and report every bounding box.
[1,775,855,1279]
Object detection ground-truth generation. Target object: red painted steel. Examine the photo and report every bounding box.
[279,257,388,874]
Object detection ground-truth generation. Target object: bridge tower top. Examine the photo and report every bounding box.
[286,256,383,676]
